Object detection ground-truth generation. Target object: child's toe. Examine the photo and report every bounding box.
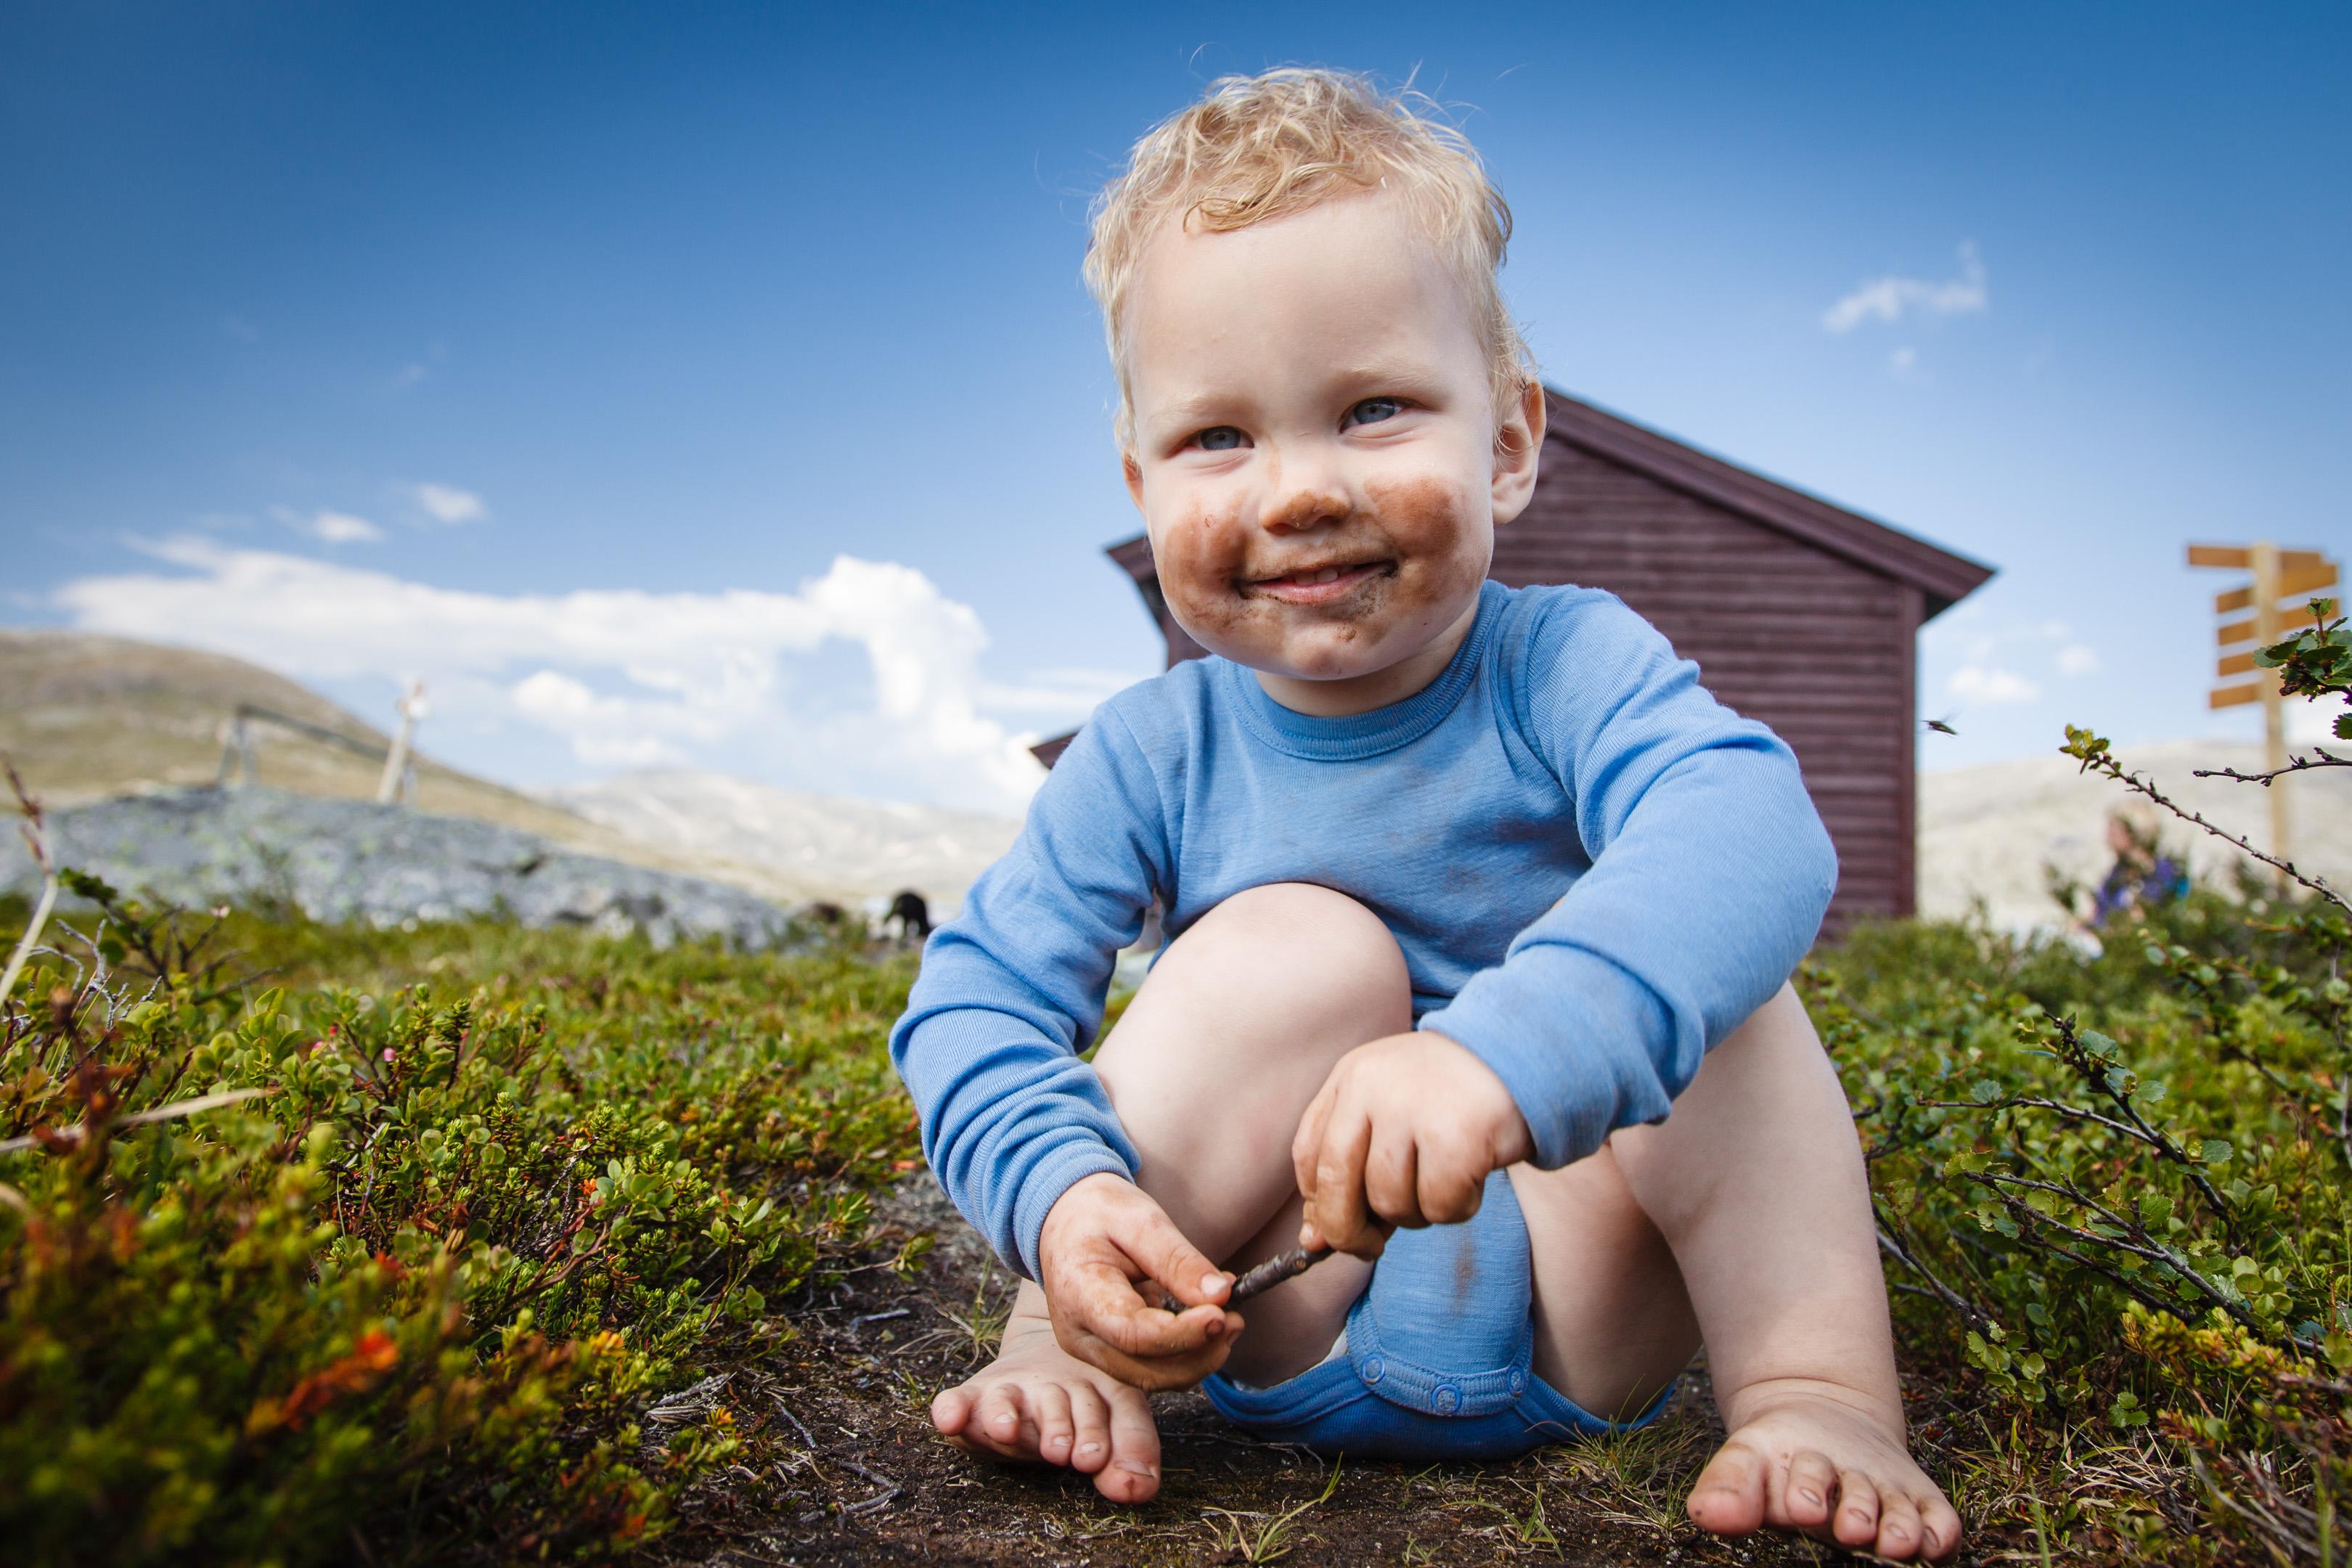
[1684,1440,1769,1533]
[1832,1467,1882,1548]
[1918,1493,1964,1561]
[1092,1385,1161,1503]
[1875,1488,1923,1558]
[1779,1449,1839,1529]
[1067,1382,1112,1474]
[930,1384,974,1437]
[1032,1382,1075,1463]
[974,1383,1032,1456]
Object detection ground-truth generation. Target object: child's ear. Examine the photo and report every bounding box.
[1490,378,1546,526]
[1122,450,1147,515]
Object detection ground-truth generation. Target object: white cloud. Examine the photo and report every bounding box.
[2057,644,2100,677]
[271,506,383,544]
[52,539,1052,809]
[410,483,488,525]
[1824,242,1988,334]
[307,510,385,544]
[1947,664,2040,706]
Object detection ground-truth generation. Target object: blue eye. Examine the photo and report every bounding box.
[1347,397,1405,428]
[1194,426,1246,451]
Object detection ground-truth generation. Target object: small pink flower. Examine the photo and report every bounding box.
[382,1048,396,1061]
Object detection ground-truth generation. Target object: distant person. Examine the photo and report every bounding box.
[888,68,1956,1562]
[2088,803,2189,928]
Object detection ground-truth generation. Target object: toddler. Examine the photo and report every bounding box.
[890,68,1959,1561]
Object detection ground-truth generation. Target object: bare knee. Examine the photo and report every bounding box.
[1090,885,1411,1253]
[1093,883,1412,1093]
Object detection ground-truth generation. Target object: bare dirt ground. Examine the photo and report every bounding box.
[658,1180,1989,1568]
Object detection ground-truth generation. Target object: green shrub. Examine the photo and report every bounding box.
[1808,598,2351,1564]
[0,890,920,1567]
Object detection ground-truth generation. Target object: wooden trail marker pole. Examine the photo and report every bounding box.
[2189,541,2338,887]
[375,682,429,806]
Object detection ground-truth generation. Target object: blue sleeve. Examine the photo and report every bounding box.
[888,706,1175,1278]
[1417,592,1838,1169]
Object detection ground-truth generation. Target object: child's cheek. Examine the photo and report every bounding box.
[1364,473,1489,616]
[1152,503,1256,648]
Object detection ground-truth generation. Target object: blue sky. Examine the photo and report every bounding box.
[4,3,2346,813]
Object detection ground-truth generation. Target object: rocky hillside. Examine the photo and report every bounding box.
[539,769,1018,912]
[0,786,809,950]
[0,630,1016,911]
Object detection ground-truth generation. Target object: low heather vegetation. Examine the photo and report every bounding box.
[1,602,2344,1567]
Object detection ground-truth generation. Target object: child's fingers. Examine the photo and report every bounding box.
[1075,1266,1228,1357]
[1291,1074,1340,1204]
[1362,1123,1424,1229]
[1107,1199,1231,1309]
[1414,1143,1489,1226]
[1308,1103,1381,1254]
[1058,1292,1239,1392]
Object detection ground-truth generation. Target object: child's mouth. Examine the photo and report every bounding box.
[1244,560,1391,605]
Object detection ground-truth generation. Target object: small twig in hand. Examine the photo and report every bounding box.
[1148,1244,1336,1312]
[1230,1245,1329,1304]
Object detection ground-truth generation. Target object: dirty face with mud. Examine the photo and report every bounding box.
[1119,188,1545,716]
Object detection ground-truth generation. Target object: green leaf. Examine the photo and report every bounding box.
[2079,1030,2119,1059]
[2202,1139,2234,1165]
[1971,1079,2003,1105]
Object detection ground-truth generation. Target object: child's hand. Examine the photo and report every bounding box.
[1034,1172,1242,1392]
[1291,1031,1534,1257]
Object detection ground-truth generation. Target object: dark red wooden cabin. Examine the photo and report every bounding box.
[1034,388,1993,922]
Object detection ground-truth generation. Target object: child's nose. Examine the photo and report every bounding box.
[1259,444,1352,534]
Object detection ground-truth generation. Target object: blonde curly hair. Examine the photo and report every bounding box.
[1084,68,1538,456]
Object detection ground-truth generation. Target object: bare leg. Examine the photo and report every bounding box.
[1508,984,1961,1560]
[929,884,1400,1499]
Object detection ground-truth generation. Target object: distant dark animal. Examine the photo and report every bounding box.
[804,901,848,926]
[887,889,931,942]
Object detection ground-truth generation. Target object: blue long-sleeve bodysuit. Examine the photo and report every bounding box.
[889,580,1839,1279]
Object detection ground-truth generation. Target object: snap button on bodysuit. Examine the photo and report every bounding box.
[1360,1355,1384,1385]
[1432,1384,1461,1414]
[1506,1370,1527,1396]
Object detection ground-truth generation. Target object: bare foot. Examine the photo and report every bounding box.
[1684,1377,1961,1561]
[930,1289,1164,1503]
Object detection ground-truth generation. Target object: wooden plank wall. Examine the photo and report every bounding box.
[1494,441,1916,921]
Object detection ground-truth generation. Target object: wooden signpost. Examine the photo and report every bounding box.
[2188,541,2338,881]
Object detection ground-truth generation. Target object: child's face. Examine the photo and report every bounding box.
[1119,189,1543,714]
